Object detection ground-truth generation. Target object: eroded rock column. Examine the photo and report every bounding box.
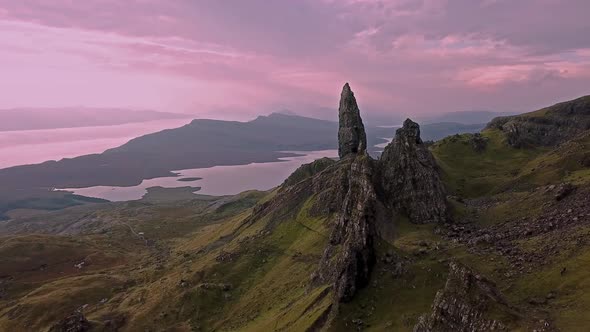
[338,83,367,159]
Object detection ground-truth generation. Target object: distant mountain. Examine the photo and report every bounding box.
[0,107,189,131]
[0,112,483,188]
[0,113,346,189]
[420,110,517,125]
[371,122,485,143]
[0,112,484,219]
[418,122,486,141]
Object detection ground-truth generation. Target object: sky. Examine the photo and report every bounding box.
[0,0,589,121]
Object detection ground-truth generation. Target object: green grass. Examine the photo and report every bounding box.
[432,129,544,198]
[509,233,590,331]
[475,191,546,226]
[333,221,448,331]
[513,132,590,186]
[0,233,135,332]
[566,169,590,185]
[112,195,335,332]
[206,196,331,331]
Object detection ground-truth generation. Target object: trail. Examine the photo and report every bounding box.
[121,221,149,246]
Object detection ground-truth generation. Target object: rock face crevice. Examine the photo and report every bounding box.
[312,154,377,302]
[414,262,520,332]
[338,83,367,159]
[380,119,449,224]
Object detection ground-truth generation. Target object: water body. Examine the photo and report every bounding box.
[374,137,393,150]
[62,150,339,201]
[0,118,192,169]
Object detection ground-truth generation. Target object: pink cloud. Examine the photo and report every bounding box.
[0,0,589,120]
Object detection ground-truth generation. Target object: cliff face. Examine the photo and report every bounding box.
[312,154,377,302]
[338,83,367,158]
[487,95,590,147]
[414,262,510,331]
[380,119,449,224]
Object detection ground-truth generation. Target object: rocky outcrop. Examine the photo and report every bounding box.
[470,133,488,152]
[283,157,336,187]
[380,119,449,224]
[487,95,590,147]
[311,155,377,302]
[338,83,367,159]
[414,262,517,332]
[49,312,91,332]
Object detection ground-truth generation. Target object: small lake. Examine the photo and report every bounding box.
[62,150,339,201]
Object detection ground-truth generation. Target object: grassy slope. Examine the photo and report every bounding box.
[332,218,448,331]
[432,129,545,198]
[0,191,339,331]
[108,193,338,332]
[514,131,590,186]
[0,234,139,330]
[430,127,590,331]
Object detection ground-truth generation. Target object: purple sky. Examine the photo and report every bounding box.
[1,0,589,120]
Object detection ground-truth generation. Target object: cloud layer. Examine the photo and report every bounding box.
[1,0,589,120]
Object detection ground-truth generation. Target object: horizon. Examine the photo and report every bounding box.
[1,1,589,121]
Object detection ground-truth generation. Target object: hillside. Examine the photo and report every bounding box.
[2,87,590,331]
[487,95,590,147]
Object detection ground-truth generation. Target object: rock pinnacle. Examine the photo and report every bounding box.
[338,83,367,159]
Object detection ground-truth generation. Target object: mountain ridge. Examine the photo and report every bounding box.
[487,95,590,147]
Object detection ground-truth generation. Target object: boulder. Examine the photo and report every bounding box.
[49,312,91,332]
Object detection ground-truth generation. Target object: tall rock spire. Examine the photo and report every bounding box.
[338,83,367,159]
